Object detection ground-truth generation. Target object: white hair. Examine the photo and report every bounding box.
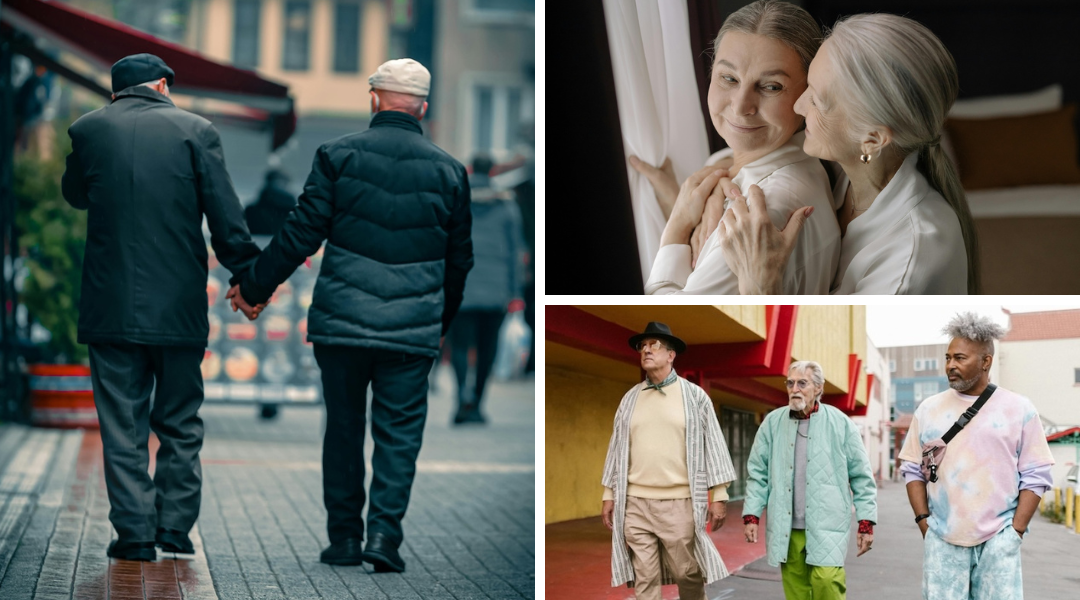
[138,78,169,93]
[789,360,825,402]
[943,312,1007,356]
[826,14,979,293]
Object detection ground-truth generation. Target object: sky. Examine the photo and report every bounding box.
[866,304,1080,348]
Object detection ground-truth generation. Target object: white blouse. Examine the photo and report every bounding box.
[830,152,967,295]
[646,132,840,295]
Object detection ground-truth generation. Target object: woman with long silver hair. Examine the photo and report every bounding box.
[714,13,977,294]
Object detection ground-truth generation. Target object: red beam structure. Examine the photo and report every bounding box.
[547,305,865,415]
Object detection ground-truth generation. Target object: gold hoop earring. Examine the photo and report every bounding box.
[860,154,872,164]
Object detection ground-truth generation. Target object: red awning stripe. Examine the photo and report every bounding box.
[1,0,289,102]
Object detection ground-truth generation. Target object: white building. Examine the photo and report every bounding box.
[998,308,1080,486]
[853,338,892,482]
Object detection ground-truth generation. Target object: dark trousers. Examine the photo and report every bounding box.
[313,344,434,546]
[88,343,205,542]
[449,310,506,409]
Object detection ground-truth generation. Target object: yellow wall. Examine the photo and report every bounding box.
[545,366,629,523]
[193,0,385,116]
[545,305,869,524]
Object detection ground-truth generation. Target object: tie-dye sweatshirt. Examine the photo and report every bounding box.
[898,386,1054,547]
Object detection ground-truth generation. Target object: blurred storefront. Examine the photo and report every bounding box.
[545,305,870,524]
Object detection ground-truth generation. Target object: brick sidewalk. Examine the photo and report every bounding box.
[0,366,535,599]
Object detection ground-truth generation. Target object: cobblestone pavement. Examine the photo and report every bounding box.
[0,365,536,599]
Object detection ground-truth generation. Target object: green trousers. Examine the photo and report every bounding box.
[780,529,847,600]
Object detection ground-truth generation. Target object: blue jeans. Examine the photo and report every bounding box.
[923,526,1023,600]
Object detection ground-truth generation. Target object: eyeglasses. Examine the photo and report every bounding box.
[785,379,813,390]
[636,340,667,353]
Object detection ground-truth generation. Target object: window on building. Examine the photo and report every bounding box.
[333,1,361,73]
[925,358,938,370]
[719,407,758,499]
[233,0,261,69]
[470,82,526,157]
[914,381,939,403]
[282,1,311,71]
[463,0,534,26]
[1075,368,1080,384]
[889,360,896,373]
[475,85,495,152]
[914,359,923,371]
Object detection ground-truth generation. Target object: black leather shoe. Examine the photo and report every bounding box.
[156,529,194,554]
[363,532,405,573]
[320,538,365,566]
[107,539,157,561]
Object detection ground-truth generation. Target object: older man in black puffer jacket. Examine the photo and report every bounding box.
[232,58,473,572]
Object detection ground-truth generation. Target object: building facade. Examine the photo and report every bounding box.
[998,308,1080,486]
[854,339,891,481]
[880,343,950,417]
[546,305,871,524]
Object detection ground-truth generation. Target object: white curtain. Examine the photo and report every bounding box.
[603,0,710,283]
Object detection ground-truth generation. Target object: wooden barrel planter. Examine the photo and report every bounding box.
[28,364,98,429]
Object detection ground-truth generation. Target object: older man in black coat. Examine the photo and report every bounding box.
[61,54,261,561]
[231,58,473,572]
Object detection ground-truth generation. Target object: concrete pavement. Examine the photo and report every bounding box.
[0,364,535,599]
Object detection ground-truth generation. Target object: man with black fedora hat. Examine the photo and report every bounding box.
[62,53,263,561]
[600,322,737,599]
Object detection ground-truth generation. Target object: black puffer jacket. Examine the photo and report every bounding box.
[240,110,473,357]
[62,86,260,347]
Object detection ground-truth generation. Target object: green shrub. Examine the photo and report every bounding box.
[14,124,88,364]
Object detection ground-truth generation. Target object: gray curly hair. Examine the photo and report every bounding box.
[789,360,825,401]
[943,312,1008,356]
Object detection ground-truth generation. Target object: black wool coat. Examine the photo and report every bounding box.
[62,86,261,347]
[240,110,474,358]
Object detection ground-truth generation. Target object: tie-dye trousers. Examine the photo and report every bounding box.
[923,526,1023,600]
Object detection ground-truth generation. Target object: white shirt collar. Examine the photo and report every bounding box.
[833,151,931,254]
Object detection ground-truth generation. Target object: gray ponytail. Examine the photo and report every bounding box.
[827,14,980,294]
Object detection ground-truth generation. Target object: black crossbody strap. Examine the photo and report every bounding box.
[941,383,997,444]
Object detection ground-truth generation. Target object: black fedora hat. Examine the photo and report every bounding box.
[628,322,686,354]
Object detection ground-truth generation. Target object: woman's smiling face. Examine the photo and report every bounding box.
[707,31,808,158]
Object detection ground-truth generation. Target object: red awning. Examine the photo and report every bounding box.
[0,0,295,149]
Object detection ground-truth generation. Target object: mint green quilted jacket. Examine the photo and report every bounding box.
[742,403,877,567]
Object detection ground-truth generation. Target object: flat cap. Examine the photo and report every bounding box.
[111,53,175,93]
[368,58,430,97]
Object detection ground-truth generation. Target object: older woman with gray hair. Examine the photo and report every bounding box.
[742,360,877,599]
[636,0,840,295]
[714,13,976,294]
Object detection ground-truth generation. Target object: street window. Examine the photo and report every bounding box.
[233,0,261,69]
[282,1,311,71]
[1075,368,1080,384]
[889,360,896,373]
[914,359,923,371]
[469,81,528,158]
[462,0,534,26]
[333,1,361,73]
[914,381,939,403]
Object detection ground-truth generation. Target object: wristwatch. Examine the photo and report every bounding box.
[915,514,930,524]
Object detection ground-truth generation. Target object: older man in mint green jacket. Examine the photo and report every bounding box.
[742,361,878,600]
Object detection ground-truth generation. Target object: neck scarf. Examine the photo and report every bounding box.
[643,369,678,395]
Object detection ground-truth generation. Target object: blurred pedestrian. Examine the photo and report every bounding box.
[449,154,524,425]
[229,58,473,572]
[61,53,262,561]
[244,168,296,236]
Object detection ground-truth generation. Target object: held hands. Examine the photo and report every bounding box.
[707,501,727,532]
[856,532,874,556]
[601,500,615,531]
[717,184,813,295]
[226,284,268,321]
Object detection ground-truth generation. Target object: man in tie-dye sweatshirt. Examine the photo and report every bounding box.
[899,312,1054,600]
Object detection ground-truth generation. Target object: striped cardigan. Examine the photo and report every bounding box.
[601,375,738,588]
